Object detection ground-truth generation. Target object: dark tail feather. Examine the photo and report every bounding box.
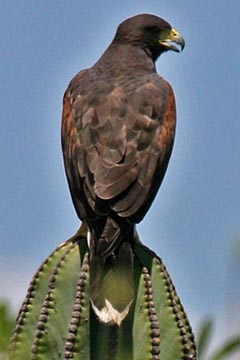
[89,237,134,326]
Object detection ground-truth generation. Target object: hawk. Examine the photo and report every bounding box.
[62,14,185,325]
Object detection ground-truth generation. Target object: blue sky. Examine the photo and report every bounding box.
[1,0,240,354]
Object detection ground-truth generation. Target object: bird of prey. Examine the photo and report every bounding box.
[62,13,185,325]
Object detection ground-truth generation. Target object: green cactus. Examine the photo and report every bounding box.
[10,229,197,359]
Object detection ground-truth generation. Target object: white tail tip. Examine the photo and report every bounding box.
[91,299,132,327]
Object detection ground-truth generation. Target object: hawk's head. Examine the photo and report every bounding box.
[114,14,185,60]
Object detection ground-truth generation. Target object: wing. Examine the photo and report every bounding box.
[111,78,176,223]
[61,70,176,223]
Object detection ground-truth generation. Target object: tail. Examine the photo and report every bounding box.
[89,217,135,326]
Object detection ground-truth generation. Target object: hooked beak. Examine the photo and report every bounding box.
[159,28,185,53]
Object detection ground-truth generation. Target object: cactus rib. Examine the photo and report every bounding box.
[65,253,90,359]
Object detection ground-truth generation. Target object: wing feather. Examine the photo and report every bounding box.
[62,69,176,222]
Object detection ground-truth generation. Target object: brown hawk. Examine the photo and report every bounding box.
[62,14,184,325]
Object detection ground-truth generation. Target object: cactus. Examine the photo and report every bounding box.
[10,229,197,359]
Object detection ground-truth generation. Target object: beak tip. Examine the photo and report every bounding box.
[177,35,185,52]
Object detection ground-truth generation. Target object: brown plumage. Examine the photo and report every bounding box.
[62,14,184,324]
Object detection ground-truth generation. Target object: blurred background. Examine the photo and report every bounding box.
[1,1,239,358]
